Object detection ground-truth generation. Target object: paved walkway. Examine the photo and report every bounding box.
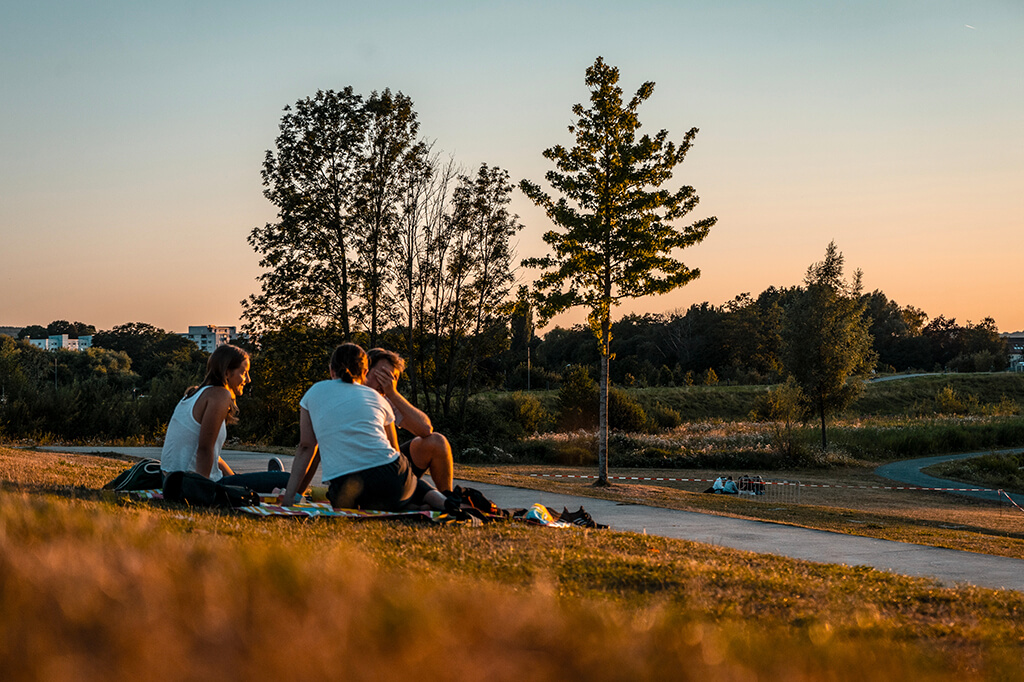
[874,447,1024,506]
[41,445,1024,593]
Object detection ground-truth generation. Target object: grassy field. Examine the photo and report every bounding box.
[927,451,1024,496]
[3,446,1024,680]
[477,372,1024,425]
[461,374,1024,470]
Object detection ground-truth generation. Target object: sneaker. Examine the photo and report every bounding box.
[267,457,285,472]
[442,492,463,514]
[559,506,608,529]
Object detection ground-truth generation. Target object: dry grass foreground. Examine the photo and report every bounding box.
[2,446,1024,681]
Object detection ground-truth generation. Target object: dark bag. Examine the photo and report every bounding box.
[162,471,259,509]
[452,485,505,516]
[103,458,163,491]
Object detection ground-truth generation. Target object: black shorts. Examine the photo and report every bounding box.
[399,439,427,478]
[326,456,433,511]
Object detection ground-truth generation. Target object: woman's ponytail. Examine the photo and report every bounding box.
[329,343,367,383]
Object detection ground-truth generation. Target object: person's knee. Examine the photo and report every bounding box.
[425,433,451,456]
[412,433,450,462]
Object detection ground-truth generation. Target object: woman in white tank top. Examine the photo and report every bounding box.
[159,344,295,495]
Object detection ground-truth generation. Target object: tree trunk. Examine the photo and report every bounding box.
[819,394,827,449]
[335,216,351,339]
[596,306,612,487]
[597,349,609,486]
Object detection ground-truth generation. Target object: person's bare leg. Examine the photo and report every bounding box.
[408,433,454,492]
[422,489,448,511]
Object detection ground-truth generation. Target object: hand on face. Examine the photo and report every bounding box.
[367,361,399,397]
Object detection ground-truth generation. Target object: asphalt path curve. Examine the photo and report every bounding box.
[874,448,1024,507]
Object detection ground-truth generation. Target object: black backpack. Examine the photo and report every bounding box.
[103,458,163,491]
[452,485,506,517]
[162,471,259,509]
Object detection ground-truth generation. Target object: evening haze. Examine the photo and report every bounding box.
[2,1,1021,335]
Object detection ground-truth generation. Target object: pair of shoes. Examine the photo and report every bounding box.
[559,506,608,529]
[267,457,285,472]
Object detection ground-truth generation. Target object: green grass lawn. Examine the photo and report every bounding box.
[2,446,1024,681]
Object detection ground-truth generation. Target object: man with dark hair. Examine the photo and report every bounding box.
[365,348,455,494]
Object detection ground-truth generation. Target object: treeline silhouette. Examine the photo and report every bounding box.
[0,288,1008,445]
[520,289,1007,390]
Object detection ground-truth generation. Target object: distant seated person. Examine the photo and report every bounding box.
[737,474,766,495]
[159,344,291,493]
[363,347,455,496]
[708,475,737,495]
[279,343,452,512]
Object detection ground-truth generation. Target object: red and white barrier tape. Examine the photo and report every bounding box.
[998,490,1024,512]
[527,473,1008,494]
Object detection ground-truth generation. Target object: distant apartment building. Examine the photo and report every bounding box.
[26,334,93,351]
[181,325,237,352]
[1005,332,1024,373]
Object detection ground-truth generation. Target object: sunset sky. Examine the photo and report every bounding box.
[2,1,1021,336]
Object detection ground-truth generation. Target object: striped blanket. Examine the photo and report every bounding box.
[123,490,578,527]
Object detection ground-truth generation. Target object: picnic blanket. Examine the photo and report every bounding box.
[119,489,603,528]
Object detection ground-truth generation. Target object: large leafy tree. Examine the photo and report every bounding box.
[244,88,365,336]
[245,88,433,345]
[521,57,716,485]
[18,321,95,339]
[783,242,876,449]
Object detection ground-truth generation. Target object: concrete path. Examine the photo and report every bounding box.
[459,479,1024,593]
[41,445,1024,593]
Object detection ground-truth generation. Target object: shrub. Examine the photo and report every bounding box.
[935,386,979,415]
[495,391,552,437]
[608,388,649,432]
[558,365,598,430]
[505,363,561,391]
[457,399,517,446]
[649,402,682,429]
[750,378,807,463]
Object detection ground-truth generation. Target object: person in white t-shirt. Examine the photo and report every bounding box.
[280,343,449,511]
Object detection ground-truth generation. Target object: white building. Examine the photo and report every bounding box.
[181,325,237,352]
[26,334,93,351]
[1004,332,1024,373]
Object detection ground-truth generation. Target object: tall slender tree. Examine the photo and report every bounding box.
[350,89,427,347]
[521,57,716,485]
[455,164,523,419]
[394,146,454,406]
